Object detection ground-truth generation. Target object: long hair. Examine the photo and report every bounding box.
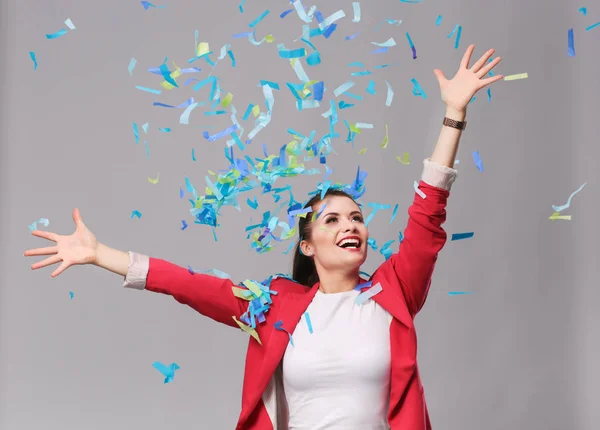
[292,189,358,287]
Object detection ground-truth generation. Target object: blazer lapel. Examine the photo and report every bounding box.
[370,279,414,329]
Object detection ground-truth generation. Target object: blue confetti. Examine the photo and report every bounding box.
[152,362,180,383]
[451,232,474,241]
[29,52,38,70]
[472,150,484,172]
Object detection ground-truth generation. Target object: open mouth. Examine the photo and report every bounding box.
[336,237,362,250]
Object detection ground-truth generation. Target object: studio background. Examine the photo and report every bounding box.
[1,0,599,429]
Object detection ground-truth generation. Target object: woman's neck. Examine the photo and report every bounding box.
[317,270,360,294]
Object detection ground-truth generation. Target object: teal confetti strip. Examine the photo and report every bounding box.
[144,141,150,158]
[399,0,423,2]
[304,312,313,333]
[274,320,294,346]
[355,282,383,305]
[568,28,575,56]
[28,217,50,232]
[364,202,390,226]
[152,362,180,384]
[585,22,600,31]
[348,61,364,67]
[159,63,178,88]
[159,127,172,132]
[247,197,258,209]
[472,150,484,172]
[192,148,196,161]
[46,29,68,39]
[334,81,355,97]
[133,123,139,144]
[447,24,462,49]
[448,292,474,296]
[239,0,246,12]
[141,1,166,10]
[487,88,492,102]
[131,210,142,219]
[128,58,137,76]
[385,80,394,106]
[435,15,442,25]
[390,204,399,223]
[351,70,372,76]
[552,182,587,212]
[406,32,417,59]
[277,45,306,59]
[451,232,474,241]
[29,52,38,70]
[69,291,74,300]
[249,9,270,28]
[410,78,427,98]
[136,86,162,95]
[366,80,376,94]
[578,7,587,15]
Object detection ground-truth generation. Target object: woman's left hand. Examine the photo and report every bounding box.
[433,44,503,114]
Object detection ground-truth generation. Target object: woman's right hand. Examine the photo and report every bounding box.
[24,208,98,278]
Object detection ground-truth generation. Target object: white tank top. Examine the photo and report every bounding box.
[282,288,393,429]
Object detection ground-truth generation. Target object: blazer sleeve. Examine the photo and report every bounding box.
[122,252,246,328]
[388,159,457,317]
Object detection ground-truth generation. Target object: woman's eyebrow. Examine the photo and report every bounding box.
[323,211,362,217]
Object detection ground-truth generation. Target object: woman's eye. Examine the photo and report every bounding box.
[326,217,337,223]
[353,216,364,222]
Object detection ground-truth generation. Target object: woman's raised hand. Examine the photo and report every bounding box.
[24,208,98,278]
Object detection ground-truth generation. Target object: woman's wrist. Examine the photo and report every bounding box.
[445,105,467,121]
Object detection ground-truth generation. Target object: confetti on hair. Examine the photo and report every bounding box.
[30,52,38,70]
[472,150,484,172]
[355,282,383,305]
[274,320,294,346]
[152,362,179,384]
[504,73,528,81]
[451,232,474,241]
[567,28,575,56]
[406,32,417,59]
[141,1,166,10]
[551,182,586,212]
[131,210,142,219]
[148,173,160,184]
[414,181,426,199]
[385,80,394,106]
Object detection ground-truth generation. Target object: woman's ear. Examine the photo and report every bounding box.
[300,240,313,256]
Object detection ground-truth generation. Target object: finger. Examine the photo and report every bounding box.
[31,254,62,270]
[24,246,58,257]
[433,69,446,85]
[470,48,495,73]
[459,44,475,69]
[51,261,70,278]
[73,208,84,227]
[477,56,502,78]
[31,229,59,242]
[479,74,504,87]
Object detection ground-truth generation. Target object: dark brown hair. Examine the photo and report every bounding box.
[292,189,359,287]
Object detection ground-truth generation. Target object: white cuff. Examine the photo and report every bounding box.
[122,251,149,290]
[421,158,458,191]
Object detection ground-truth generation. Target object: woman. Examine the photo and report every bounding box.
[24,45,503,429]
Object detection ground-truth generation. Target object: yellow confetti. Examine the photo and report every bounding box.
[231,287,253,300]
[265,34,275,43]
[252,105,260,117]
[504,73,528,81]
[161,63,182,90]
[396,153,410,164]
[221,92,233,108]
[242,280,263,298]
[196,42,210,56]
[349,123,362,134]
[549,212,571,221]
[148,173,160,184]
[380,124,389,149]
[358,148,368,155]
[232,316,262,345]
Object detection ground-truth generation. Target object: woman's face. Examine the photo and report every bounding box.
[301,195,369,273]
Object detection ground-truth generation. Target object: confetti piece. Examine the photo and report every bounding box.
[131,210,142,219]
[406,32,417,59]
[472,151,484,172]
[154,97,196,109]
[366,80,376,94]
[280,9,293,18]
[136,86,162,94]
[203,124,239,142]
[414,181,426,199]
[372,37,396,47]
[380,124,389,148]
[142,123,149,134]
[552,182,586,212]
[303,312,313,333]
[390,204,399,223]
[158,127,171,133]
[435,15,442,25]
[69,292,74,300]
[352,2,361,22]
[249,10,270,28]
[549,212,571,221]
[448,292,473,296]
[152,362,180,383]
[385,80,394,106]
[504,73,528,81]
[334,81,355,97]
[568,28,575,56]
[585,21,600,31]
[358,148,368,155]
[396,153,410,164]
[319,10,346,30]
[346,32,361,40]
[46,29,68,39]
[274,320,294,346]
[355,282,383,305]
[141,1,165,10]
[410,78,427,98]
[30,52,38,70]
[128,58,137,76]
[28,217,50,232]
[148,174,159,184]
[181,220,188,230]
[239,0,246,12]
[64,18,76,30]
[180,102,201,124]
[451,232,474,241]
[133,123,139,144]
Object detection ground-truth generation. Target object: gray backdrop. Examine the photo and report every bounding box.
[1,0,599,429]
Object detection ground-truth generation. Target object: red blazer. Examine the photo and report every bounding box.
[144,180,449,429]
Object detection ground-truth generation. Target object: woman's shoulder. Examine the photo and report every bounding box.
[270,274,312,295]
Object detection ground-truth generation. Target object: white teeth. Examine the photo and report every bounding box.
[337,238,360,247]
